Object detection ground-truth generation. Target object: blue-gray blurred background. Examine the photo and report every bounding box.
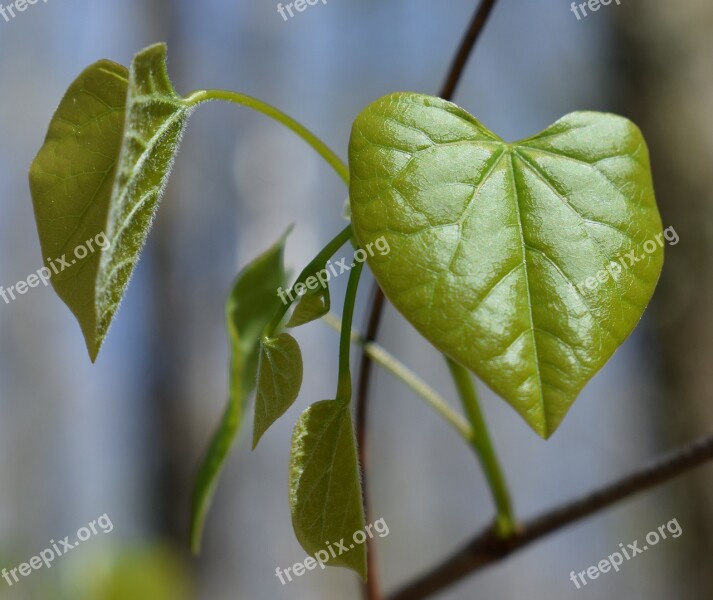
[0,0,711,598]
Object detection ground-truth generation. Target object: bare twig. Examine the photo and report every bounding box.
[388,434,713,600]
[440,0,500,101]
[357,287,386,600]
[355,2,502,598]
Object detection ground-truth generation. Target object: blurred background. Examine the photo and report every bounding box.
[0,0,711,598]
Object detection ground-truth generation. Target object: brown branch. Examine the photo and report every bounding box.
[440,0,500,101]
[388,433,713,600]
[357,285,386,600]
[355,2,501,598]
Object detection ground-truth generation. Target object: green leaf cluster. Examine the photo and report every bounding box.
[29,44,665,582]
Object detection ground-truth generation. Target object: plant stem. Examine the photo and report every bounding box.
[184,89,349,185]
[354,5,505,595]
[323,313,472,442]
[389,432,713,600]
[445,358,515,538]
[439,0,500,100]
[264,224,353,336]
[336,261,364,400]
[354,287,384,600]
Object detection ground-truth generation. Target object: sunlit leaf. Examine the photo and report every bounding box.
[349,92,663,438]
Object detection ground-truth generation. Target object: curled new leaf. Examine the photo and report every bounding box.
[190,232,289,553]
[349,92,663,438]
[289,400,366,579]
[286,279,330,328]
[29,43,192,360]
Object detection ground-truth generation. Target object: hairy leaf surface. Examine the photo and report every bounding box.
[30,43,191,359]
[289,400,366,578]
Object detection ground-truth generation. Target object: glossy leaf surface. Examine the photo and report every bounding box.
[349,92,663,437]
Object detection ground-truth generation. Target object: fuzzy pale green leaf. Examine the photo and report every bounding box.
[349,92,663,438]
[289,400,366,579]
[30,43,191,360]
[252,332,304,448]
[190,232,289,553]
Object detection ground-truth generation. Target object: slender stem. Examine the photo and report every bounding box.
[445,358,515,538]
[439,0,500,101]
[355,286,386,600]
[184,92,353,337]
[323,313,472,442]
[264,224,353,336]
[389,432,713,600]
[184,89,349,185]
[336,261,365,400]
[354,4,504,597]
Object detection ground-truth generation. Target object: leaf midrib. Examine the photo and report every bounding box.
[506,149,548,434]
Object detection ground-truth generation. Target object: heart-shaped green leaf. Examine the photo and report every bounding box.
[252,332,304,448]
[29,43,192,360]
[289,400,366,578]
[191,231,289,553]
[349,92,663,438]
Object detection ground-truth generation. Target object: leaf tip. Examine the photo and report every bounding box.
[251,429,264,451]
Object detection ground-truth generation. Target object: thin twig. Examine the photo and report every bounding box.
[440,0,500,101]
[357,286,386,600]
[354,2,502,598]
[388,433,713,600]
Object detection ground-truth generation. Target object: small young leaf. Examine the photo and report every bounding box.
[349,92,663,438]
[30,43,193,360]
[289,400,366,578]
[252,333,304,448]
[286,287,330,327]
[190,232,289,553]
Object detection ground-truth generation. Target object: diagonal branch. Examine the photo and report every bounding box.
[440,0,500,101]
[356,2,502,598]
[388,433,713,600]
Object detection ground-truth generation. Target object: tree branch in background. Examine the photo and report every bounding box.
[356,1,502,598]
[439,0,500,101]
[388,433,713,600]
[357,287,387,600]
